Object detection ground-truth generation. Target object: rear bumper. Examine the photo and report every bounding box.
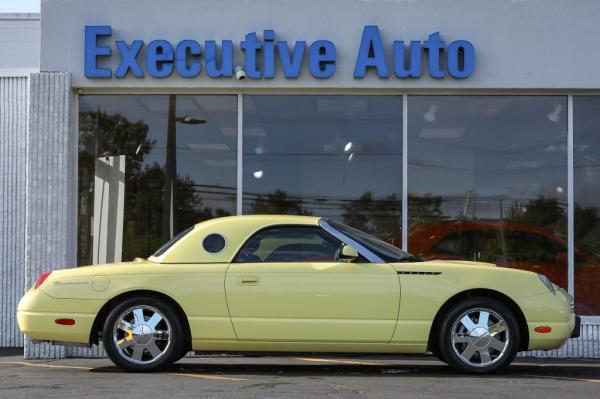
[570,316,581,338]
[17,289,102,344]
[18,310,96,343]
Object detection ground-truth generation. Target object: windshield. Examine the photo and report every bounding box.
[328,220,421,263]
[152,226,194,257]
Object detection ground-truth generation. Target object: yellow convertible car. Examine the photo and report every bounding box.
[18,215,579,374]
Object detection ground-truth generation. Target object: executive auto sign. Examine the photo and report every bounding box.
[84,25,474,80]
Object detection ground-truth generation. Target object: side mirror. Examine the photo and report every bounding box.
[339,244,359,263]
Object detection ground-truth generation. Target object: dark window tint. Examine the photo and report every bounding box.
[153,226,194,257]
[477,230,558,264]
[432,231,475,259]
[235,226,341,263]
[203,234,226,253]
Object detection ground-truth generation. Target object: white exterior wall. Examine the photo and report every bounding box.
[41,0,600,90]
[0,14,39,74]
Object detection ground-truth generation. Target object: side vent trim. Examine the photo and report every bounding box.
[397,271,442,275]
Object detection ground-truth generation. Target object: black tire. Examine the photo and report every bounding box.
[438,297,520,374]
[175,347,190,363]
[431,347,447,364]
[103,296,185,372]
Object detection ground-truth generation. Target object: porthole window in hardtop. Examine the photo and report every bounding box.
[235,226,341,263]
[203,233,227,253]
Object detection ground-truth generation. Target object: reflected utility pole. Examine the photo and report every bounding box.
[161,95,206,243]
[161,95,178,243]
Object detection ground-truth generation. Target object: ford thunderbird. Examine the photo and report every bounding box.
[18,215,579,373]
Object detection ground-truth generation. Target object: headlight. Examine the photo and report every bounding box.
[538,274,556,294]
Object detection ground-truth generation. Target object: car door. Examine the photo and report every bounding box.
[225,225,400,342]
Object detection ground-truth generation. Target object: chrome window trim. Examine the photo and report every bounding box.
[318,219,385,263]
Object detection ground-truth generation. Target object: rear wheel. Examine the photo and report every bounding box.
[438,297,519,374]
[103,296,184,372]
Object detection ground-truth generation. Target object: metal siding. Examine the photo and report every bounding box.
[521,322,600,359]
[23,72,75,358]
[0,76,27,348]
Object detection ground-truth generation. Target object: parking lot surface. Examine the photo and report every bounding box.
[0,351,599,399]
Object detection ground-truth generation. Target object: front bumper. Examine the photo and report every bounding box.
[518,288,578,351]
[571,316,581,338]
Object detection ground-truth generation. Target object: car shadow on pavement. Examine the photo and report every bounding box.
[87,360,600,381]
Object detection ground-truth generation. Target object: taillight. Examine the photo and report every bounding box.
[34,271,52,289]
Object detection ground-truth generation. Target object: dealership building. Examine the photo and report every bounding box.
[1,0,599,358]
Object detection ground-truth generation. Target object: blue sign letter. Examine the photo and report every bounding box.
[241,32,262,79]
[447,40,475,79]
[354,26,389,78]
[277,41,305,79]
[310,40,336,79]
[205,40,233,78]
[423,32,445,79]
[84,26,112,78]
[393,41,422,78]
[263,30,276,79]
[115,40,144,78]
[175,40,202,78]
[146,40,174,78]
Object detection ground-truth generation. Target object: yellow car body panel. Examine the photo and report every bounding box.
[225,261,400,342]
[18,215,576,354]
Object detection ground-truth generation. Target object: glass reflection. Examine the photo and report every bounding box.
[78,95,237,265]
[574,96,600,315]
[242,95,403,242]
[408,96,568,291]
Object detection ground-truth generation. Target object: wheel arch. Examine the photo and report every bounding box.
[427,288,530,353]
[89,289,192,351]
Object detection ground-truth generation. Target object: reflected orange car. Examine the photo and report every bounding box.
[408,222,599,315]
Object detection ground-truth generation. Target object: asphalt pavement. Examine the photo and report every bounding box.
[0,350,599,398]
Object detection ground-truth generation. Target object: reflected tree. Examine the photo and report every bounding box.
[78,110,155,265]
[78,110,228,264]
[408,194,446,226]
[575,204,600,255]
[506,196,566,227]
[342,192,402,241]
[250,189,311,215]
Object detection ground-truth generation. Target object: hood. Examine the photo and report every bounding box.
[391,259,497,271]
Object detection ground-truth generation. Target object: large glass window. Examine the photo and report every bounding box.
[78,95,237,265]
[573,96,600,315]
[242,95,403,243]
[407,96,568,290]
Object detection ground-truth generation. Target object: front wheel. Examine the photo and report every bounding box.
[102,296,184,372]
[438,297,520,374]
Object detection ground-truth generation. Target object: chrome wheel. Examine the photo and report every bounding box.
[450,307,509,368]
[112,305,172,365]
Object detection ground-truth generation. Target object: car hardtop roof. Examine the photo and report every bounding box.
[193,214,323,229]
